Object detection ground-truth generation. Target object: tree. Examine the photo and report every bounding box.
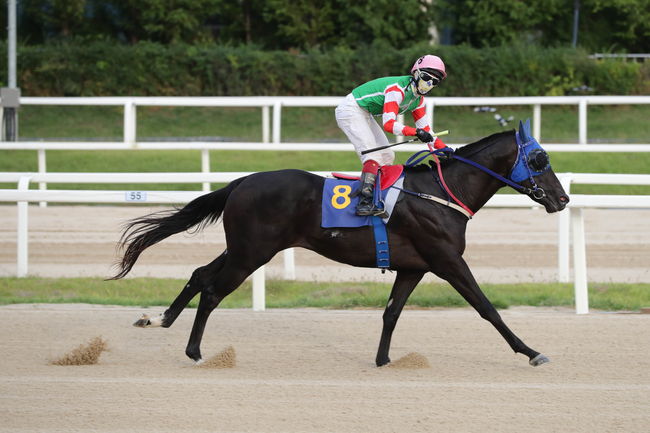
[434,0,649,51]
[22,0,88,39]
[111,0,221,43]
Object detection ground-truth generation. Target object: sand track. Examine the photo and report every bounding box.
[1,205,649,431]
[0,304,649,432]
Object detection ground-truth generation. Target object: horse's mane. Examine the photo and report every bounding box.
[404,129,514,172]
[453,130,513,158]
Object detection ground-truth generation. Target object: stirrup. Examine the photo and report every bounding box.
[357,208,388,218]
[356,197,389,218]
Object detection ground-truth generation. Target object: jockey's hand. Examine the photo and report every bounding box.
[433,137,446,149]
[415,128,433,143]
[434,141,454,161]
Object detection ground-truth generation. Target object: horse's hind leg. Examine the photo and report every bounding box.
[185,257,260,362]
[376,270,425,367]
[133,252,227,329]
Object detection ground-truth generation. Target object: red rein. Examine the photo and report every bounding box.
[428,143,475,217]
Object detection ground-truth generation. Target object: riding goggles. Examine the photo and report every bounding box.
[419,71,442,87]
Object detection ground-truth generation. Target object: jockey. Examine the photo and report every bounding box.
[335,54,447,217]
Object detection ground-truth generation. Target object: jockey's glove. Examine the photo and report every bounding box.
[433,137,447,149]
[416,128,433,143]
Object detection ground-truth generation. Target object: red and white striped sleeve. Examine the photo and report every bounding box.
[411,97,431,132]
[382,85,417,136]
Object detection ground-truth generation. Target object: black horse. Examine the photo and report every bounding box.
[112,121,569,367]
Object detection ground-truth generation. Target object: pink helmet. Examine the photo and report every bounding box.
[411,55,447,79]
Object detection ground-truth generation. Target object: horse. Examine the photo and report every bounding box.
[111,120,569,367]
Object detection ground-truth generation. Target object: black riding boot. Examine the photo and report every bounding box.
[355,172,388,218]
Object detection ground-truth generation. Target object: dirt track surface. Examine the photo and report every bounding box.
[0,205,649,283]
[0,304,649,433]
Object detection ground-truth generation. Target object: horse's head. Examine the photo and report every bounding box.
[510,119,569,213]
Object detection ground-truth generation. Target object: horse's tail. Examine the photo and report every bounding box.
[109,176,247,280]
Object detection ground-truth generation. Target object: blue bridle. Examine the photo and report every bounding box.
[405,119,551,199]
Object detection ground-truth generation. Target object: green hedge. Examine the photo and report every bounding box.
[1,40,647,96]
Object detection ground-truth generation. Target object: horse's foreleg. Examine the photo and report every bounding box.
[434,255,549,367]
[376,270,425,367]
[133,253,228,329]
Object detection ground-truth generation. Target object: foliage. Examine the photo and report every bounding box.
[434,0,650,52]
[4,0,647,52]
[0,41,645,96]
[111,0,221,44]
[24,0,87,38]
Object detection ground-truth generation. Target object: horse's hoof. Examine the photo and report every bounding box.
[133,314,152,327]
[133,313,165,327]
[529,353,550,366]
[376,357,391,367]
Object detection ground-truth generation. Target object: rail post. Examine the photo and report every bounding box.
[284,249,295,280]
[262,105,270,143]
[571,207,589,314]
[252,266,266,311]
[37,149,47,207]
[201,149,210,192]
[16,176,31,277]
[579,99,588,145]
[533,104,541,141]
[124,101,136,146]
[558,175,572,282]
[272,101,282,144]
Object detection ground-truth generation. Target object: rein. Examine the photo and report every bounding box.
[401,131,547,218]
[450,153,542,197]
[402,148,475,219]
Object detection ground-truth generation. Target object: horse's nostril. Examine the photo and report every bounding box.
[560,195,569,203]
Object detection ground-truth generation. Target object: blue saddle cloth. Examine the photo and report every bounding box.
[321,178,392,228]
[321,177,395,269]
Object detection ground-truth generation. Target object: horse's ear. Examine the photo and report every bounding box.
[518,120,526,140]
[518,118,532,141]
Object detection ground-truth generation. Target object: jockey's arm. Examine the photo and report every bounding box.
[381,86,429,137]
[411,96,446,149]
[410,97,431,132]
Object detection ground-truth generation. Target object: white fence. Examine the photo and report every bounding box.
[1,95,650,195]
[1,171,649,314]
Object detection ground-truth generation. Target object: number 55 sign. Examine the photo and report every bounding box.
[125,191,147,202]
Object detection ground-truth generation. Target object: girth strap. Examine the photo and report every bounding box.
[371,215,390,269]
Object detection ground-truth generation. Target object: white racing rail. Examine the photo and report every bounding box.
[1,95,650,195]
[1,171,649,314]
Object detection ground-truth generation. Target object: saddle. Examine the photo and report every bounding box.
[332,165,404,190]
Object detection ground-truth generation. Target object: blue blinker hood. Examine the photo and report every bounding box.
[509,119,551,183]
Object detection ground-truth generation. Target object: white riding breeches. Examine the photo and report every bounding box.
[335,93,395,166]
